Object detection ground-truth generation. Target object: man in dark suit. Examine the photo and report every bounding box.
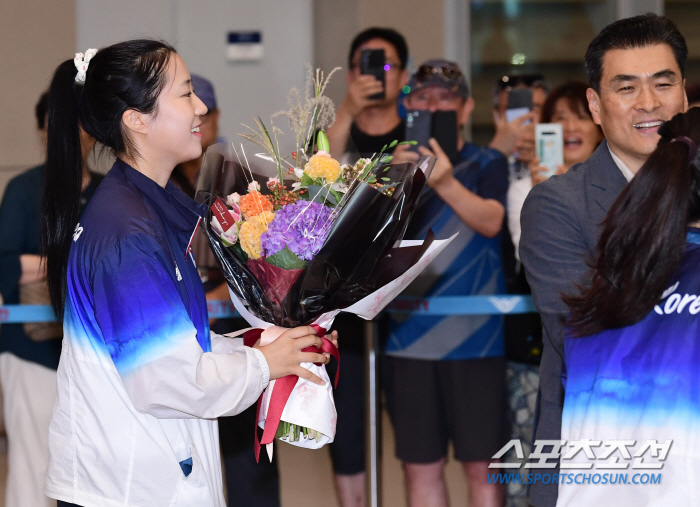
[520,14,688,507]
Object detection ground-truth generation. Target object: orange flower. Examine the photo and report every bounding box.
[239,191,274,219]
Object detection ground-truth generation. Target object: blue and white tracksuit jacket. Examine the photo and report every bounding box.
[45,159,269,507]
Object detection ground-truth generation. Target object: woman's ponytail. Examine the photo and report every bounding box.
[41,59,84,319]
[565,109,700,337]
[41,40,175,318]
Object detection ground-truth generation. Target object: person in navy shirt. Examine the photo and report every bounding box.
[40,39,335,507]
[389,60,509,507]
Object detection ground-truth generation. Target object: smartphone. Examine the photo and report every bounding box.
[360,48,385,100]
[535,123,564,178]
[405,109,431,151]
[405,109,459,163]
[431,110,459,164]
[505,88,533,124]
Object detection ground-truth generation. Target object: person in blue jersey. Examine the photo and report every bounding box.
[40,40,336,507]
[388,60,509,507]
[560,108,700,506]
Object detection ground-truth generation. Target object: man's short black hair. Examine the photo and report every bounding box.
[585,13,687,93]
[36,91,49,130]
[348,27,408,70]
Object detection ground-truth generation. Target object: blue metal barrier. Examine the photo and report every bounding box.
[0,295,536,324]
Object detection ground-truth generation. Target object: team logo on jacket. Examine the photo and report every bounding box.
[73,223,84,242]
[489,296,520,314]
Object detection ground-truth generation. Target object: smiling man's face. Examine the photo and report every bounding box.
[587,43,688,171]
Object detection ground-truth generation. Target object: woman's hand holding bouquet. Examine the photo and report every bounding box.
[256,326,338,386]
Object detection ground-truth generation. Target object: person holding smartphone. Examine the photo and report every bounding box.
[490,74,550,182]
[509,82,604,259]
[321,27,409,507]
[389,60,509,507]
[325,27,409,160]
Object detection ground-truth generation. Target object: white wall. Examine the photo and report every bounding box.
[77,0,313,164]
[0,0,75,176]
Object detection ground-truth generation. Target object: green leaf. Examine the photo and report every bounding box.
[409,140,418,145]
[329,188,342,203]
[300,174,315,186]
[265,246,308,270]
[389,140,398,148]
[383,167,390,172]
[381,177,390,181]
[228,242,249,263]
[317,131,330,152]
[307,185,339,205]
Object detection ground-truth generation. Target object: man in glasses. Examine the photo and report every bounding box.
[326,27,409,159]
[322,27,410,507]
[388,60,509,507]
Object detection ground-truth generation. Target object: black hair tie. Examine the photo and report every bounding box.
[671,136,698,160]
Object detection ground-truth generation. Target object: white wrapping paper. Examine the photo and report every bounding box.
[228,234,457,458]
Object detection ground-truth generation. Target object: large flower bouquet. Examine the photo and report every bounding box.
[196,67,455,460]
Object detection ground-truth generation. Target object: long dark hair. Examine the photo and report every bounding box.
[565,109,700,337]
[42,39,175,319]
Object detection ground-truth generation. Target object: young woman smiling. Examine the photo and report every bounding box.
[41,39,335,507]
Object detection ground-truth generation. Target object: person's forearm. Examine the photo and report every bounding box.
[432,177,504,237]
[327,100,355,158]
[19,254,44,285]
[488,134,513,158]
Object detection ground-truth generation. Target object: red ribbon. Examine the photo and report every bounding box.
[243,324,339,462]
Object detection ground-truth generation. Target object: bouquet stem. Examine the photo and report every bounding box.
[274,421,323,443]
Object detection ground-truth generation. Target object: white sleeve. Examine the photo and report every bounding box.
[93,236,268,420]
[507,176,533,261]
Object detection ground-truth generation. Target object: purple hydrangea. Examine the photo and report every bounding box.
[261,200,333,261]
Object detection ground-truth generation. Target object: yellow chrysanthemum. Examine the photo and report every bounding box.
[304,152,342,183]
[239,211,275,260]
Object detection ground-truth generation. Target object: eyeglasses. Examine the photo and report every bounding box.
[496,74,546,90]
[415,63,463,84]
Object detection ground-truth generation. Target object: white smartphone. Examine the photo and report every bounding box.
[535,123,564,178]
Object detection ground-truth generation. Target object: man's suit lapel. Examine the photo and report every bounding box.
[589,140,629,214]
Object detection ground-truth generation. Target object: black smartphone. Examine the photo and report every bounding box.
[405,109,459,163]
[405,109,432,152]
[360,48,385,100]
[505,88,533,123]
[431,110,459,164]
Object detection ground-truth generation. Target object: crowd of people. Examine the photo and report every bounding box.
[0,11,698,507]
